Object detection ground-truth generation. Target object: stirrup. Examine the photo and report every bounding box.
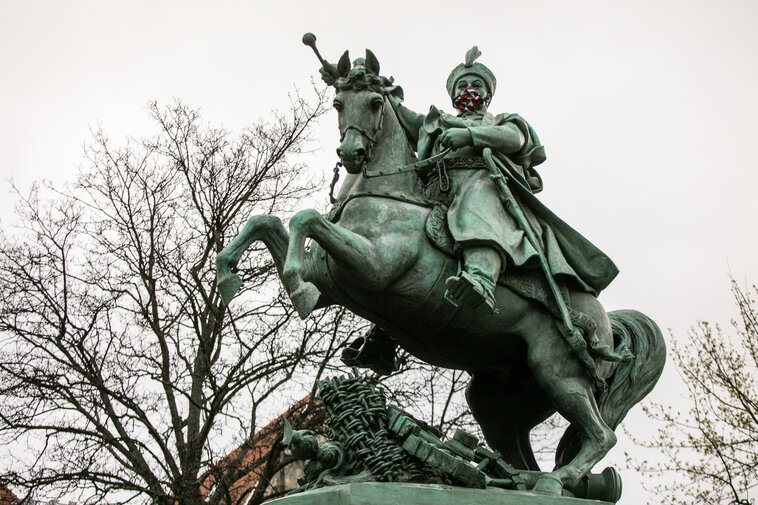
[444,271,497,313]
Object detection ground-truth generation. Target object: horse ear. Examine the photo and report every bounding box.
[365,49,380,75]
[337,50,351,77]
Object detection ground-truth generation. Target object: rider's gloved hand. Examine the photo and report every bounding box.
[439,128,474,150]
[319,65,337,86]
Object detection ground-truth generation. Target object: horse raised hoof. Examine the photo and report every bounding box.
[531,475,563,496]
[216,249,243,304]
[218,273,243,305]
[289,281,321,319]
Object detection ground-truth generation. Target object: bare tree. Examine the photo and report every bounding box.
[0,94,347,505]
[632,278,758,505]
[0,91,556,504]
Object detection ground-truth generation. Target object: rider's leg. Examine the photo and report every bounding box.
[341,325,398,375]
[444,246,502,312]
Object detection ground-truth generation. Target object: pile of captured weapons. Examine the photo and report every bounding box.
[282,373,526,491]
[282,374,620,501]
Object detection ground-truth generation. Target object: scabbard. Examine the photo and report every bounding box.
[481,148,604,389]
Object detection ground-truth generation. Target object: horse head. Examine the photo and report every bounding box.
[331,50,394,173]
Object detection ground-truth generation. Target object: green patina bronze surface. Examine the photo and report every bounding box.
[215,34,667,500]
[281,374,622,502]
[265,482,615,505]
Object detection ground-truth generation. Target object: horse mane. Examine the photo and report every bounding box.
[335,66,393,94]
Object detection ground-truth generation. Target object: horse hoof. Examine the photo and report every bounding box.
[532,475,563,496]
[216,249,238,273]
[290,282,321,319]
[218,274,243,305]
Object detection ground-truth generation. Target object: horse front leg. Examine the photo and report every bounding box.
[283,209,412,319]
[281,209,328,319]
[216,214,290,304]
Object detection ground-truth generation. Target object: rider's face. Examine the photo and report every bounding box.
[454,74,489,103]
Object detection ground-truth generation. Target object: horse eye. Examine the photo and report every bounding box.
[333,102,343,112]
[371,99,383,111]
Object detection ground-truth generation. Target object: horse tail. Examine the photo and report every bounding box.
[554,309,666,468]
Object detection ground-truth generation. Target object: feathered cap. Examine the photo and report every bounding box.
[445,46,497,98]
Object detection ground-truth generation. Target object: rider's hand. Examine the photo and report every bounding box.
[319,66,337,86]
[439,128,473,150]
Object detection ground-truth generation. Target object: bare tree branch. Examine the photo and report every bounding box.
[630,277,758,505]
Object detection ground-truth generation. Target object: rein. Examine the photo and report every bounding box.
[361,146,452,179]
[328,148,453,204]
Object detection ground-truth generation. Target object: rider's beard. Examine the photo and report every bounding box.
[453,86,485,112]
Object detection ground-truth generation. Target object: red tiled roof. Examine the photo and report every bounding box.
[0,485,18,505]
[200,395,317,504]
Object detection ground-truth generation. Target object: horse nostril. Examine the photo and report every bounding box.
[337,145,365,161]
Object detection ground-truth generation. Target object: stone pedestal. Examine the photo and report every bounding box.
[266,482,614,505]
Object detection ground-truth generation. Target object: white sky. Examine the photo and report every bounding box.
[2,1,757,503]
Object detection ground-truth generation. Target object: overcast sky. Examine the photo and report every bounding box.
[2,1,757,503]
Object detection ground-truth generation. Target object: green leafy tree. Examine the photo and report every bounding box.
[633,279,758,505]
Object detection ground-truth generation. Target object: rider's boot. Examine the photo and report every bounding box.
[340,326,399,375]
[444,246,501,313]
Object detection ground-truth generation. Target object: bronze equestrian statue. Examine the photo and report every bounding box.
[216,36,665,496]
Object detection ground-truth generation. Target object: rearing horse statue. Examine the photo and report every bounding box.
[216,45,665,496]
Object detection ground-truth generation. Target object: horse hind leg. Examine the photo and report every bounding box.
[466,371,554,471]
[552,310,665,471]
[216,214,290,304]
[536,386,616,494]
[553,309,667,468]
[525,324,617,495]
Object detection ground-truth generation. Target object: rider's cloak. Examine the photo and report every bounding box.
[389,98,619,295]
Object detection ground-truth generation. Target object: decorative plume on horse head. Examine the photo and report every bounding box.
[215,33,665,498]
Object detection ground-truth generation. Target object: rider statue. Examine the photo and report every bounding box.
[335,47,619,372]
[390,46,549,313]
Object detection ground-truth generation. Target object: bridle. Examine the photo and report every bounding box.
[330,95,387,203]
[337,95,387,164]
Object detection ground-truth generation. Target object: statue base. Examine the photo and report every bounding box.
[266,482,614,505]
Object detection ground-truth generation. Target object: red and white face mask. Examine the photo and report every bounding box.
[453,86,484,111]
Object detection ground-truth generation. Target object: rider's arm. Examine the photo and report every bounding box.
[470,114,546,166]
[387,95,426,148]
[473,115,547,193]
[469,123,526,155]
